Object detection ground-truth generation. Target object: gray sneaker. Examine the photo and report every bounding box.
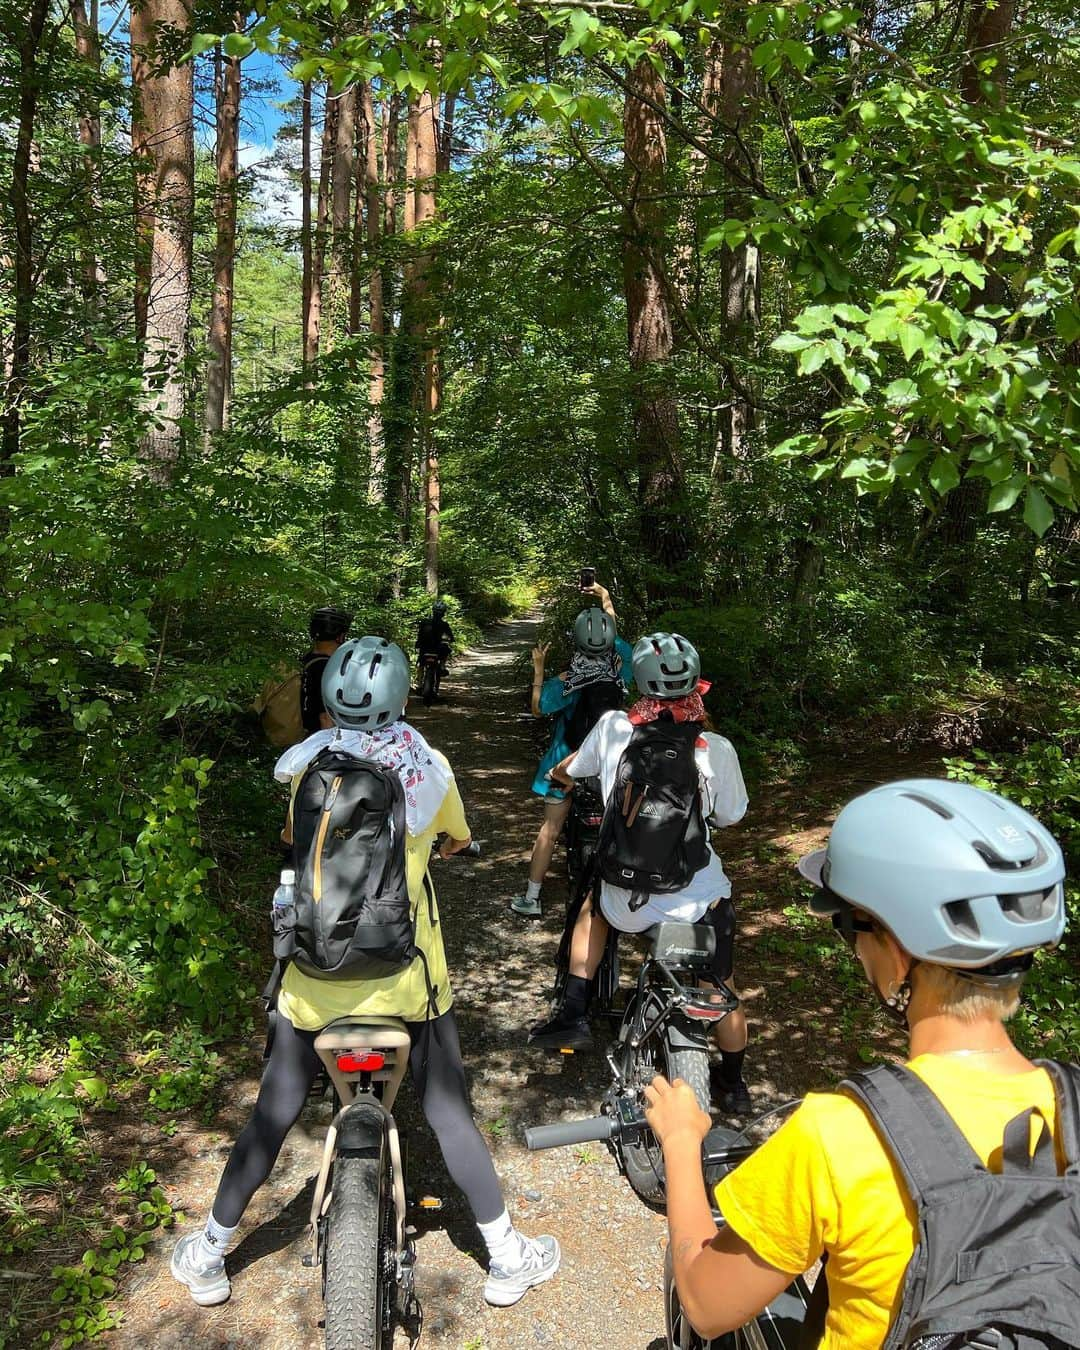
[170,1232,231,1307]
[484,1234,561,1307]
[509,893,543,919]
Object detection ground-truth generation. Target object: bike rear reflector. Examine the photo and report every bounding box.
[337,1052,385,1072]
[683,1003,730,1020]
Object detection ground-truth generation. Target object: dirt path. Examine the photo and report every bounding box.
[111,614,940,1350]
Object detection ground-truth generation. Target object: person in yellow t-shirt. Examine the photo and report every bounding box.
[172,637,560,1314]
[643,777,1067,1348]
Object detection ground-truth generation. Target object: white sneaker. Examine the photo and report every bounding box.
[509,894,543,919]
[484,1234,561,1307]
[170,1232,231,1307]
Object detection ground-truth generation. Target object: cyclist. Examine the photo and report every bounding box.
[417,599,454,680]
[528,632,752,1115]
[300,605,352,733]
[172,638,559,1311]
[646,778,1067,1347]
[508,580,631,920]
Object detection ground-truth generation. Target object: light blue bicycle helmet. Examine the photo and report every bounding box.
[799,778,1066,980]
[632,633,701,699]
[322,637,410,730]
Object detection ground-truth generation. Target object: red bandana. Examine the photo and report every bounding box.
[627,679,711,746]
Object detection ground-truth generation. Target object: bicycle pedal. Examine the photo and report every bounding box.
[418,1195,443,1210]
[559,1047,575,1055]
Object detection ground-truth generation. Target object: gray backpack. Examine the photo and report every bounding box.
[838,1061,1080,1350]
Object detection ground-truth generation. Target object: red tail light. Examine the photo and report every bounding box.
[337,1051,385,1073]
[682,1003,731,1021]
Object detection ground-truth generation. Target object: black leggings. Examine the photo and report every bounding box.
[212,1009,505,1228]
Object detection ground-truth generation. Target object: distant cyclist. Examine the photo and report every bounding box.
[508,579,631,920]
[299,606,352,733]
[172,637,559,1311]
[647,778,1069,1347]
[417,600,454,679]
[528,632,752,1115]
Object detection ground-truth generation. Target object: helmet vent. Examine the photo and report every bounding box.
[1000,888,1057,923]
[972,837,1045,871]
[901,791,953,820]
[944,899,980,940]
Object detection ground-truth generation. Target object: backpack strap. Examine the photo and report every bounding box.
[1034,1059,1080,1177]
[1001,1108,1058,1177]
[841,1063,986,1203]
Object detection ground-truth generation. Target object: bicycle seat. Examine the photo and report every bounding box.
[645,920,716,969]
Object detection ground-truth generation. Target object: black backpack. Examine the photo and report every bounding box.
[279,748,415,980]
[598,719,709,909]
[562,680,625,752]
[834,1061,1080,1350]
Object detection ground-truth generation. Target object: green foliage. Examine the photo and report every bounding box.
[946,721,1080,1059]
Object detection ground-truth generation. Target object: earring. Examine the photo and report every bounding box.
[885,979,911,1013]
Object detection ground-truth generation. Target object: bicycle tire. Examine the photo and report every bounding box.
[621,1026,711,1205]
[421,664,436,707]
[323,1145,395,1350]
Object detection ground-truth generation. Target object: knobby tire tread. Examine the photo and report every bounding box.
[623,1033,711,1205]
[323,1149,394,1350]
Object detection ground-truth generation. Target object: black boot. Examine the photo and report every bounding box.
[528,976,593,1050]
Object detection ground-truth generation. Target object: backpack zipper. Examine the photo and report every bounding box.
[312,775,343,903]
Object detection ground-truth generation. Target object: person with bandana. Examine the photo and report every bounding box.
[508,580,633,920]
[528,632,752,1116]
[171,637,560,1312]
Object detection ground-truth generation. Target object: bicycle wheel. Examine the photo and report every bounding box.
[323,1142,395,1350]
[620,1007,711,1205]
[421,663,436,706]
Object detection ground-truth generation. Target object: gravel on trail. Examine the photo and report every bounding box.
[109,612,931,1350]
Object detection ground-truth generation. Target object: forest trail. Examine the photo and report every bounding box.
[110,613,939,1350]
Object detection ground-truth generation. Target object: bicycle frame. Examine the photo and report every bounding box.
[308,1016,412,1267]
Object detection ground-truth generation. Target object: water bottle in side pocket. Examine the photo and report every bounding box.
[271,868,297,959]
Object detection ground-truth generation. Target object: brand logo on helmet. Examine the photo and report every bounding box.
[997,824,1022,841]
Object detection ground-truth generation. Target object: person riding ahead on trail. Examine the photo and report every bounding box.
[647,778,1073,1348]
[171,637,559,1312]
[528,631,752,1115]
[508,579,631,920]
[417,600,454,678]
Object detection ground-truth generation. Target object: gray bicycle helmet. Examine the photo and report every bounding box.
[632,632,701,699]
[432,600,447,620]
[573,607,616,656]
[322,636,410,730]
[798,778,1066,978]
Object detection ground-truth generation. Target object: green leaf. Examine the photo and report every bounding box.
[190,33,219,57]
[928,454,961,494]
[771,331,810,354]
[1023,485,1054,537]
[797,343,829,375]
[222,33,255,59]
[987,476,1025,513]
[898,323,926,362]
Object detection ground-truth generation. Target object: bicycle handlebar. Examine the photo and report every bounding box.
[524,1115,617,1151]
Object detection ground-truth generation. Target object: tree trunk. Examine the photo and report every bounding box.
[2,0,51,469]
[72,0,105,320]
[327,84,357,349]
[301,80,313,365]
[718,39,761,466]
[205,23,242,437]
[130,0,195,482]
[415,90,440,594]
[623,55,691,596]
[361,81,386,503]
[304,86,336,368]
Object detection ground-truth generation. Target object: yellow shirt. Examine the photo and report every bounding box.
[277,762,469,1030]
[714,1055,1059,1349]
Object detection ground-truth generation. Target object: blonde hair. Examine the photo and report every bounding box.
[913,961,1025,1024]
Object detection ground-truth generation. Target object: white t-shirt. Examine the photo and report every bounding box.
[567,711,748,933]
